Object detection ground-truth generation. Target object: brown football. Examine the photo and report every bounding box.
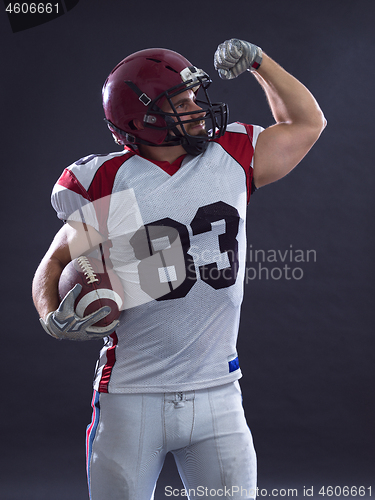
[58,256,124,327]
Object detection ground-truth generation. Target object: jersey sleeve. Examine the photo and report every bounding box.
[214,122,264,202]
[51,151,132,235]
[51,166,101,231]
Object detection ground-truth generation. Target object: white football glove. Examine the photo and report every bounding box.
[214,38,263,80]
[40,284,119,341]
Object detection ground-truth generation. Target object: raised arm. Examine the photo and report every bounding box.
[214,39,326,187]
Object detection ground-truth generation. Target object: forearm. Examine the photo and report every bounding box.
[32,255,65,320]
[253,53,326,130]
[32,224,73,320]
[33,221,105,321]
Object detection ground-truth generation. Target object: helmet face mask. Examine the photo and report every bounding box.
[148,77,228,154]
[102,49,229,155]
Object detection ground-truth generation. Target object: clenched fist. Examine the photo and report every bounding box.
[214,38,263,80]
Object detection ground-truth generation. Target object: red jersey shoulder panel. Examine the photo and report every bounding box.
[57,168,91,200]
[214,122,255,171]
[87,153,135,201]
[56,150,136,202]
[54,150,136,236]
[213,122,256,202]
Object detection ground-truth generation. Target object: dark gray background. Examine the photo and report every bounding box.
[1,0,374,498]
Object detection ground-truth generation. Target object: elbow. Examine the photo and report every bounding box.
[309,109,327,144]
[315,105,327,134]
[319,110,327,132]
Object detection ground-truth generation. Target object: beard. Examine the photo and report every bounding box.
[185,119,208,136]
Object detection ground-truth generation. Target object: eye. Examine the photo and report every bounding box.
[175,101,187,111]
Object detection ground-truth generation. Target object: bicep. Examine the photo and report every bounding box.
[51,221,104,263]
[252,122,322,188]
[43,220,104,267]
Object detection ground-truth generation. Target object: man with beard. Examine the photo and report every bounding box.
[32,39,326,499]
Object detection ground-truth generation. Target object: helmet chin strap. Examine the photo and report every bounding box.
[180,134,209,156]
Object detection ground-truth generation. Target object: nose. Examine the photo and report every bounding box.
[190,101,205,118]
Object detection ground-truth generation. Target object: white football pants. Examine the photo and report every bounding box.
[86,381,257,499]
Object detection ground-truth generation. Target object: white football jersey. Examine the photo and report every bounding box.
[51,122,263,393]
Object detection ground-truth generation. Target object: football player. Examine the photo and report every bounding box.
[32,39,326,499]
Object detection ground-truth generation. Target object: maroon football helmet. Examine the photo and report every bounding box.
[102,48,228,155]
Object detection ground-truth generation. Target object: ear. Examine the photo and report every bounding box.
[133,118,144,131]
